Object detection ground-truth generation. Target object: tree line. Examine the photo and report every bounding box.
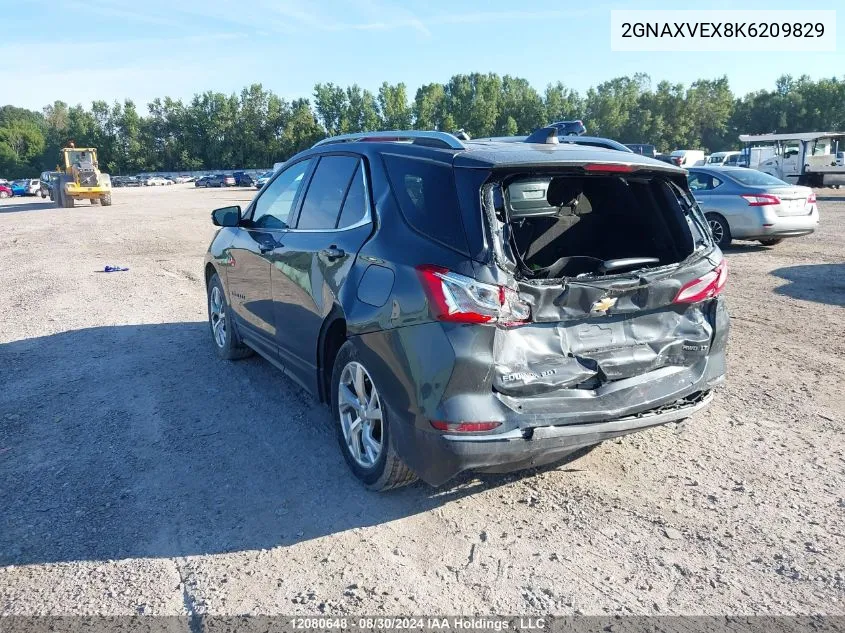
[1,72,844,178]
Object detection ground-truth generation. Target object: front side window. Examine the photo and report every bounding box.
[295,155,359,230]
[252,159,312,229]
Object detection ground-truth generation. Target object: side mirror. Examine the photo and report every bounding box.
[211,205,241,227]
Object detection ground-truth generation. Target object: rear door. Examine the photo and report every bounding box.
[226,158,313,359]
[269,154,373,390]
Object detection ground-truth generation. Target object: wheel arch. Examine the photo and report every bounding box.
[317,305,348,403]
[204,262,219,288]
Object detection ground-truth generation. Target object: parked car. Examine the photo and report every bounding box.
[670,150,706,167]
[255,171,273,189]
[0,184,11,198]
[145,176,173,186]
[546,120,587,136]
[207,174,235,187]
[238,173,257,187]
[625,143,657,157]
[204,129,728,490]
[170,175,193,184]
[11,179,40,196]
[195,176,212,187]
[687,166,819,247]
[655,153,681,166]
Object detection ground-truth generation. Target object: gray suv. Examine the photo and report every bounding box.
[205,130,729,490]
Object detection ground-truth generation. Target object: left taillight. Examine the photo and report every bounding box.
[741,193,780,206]
[416,265,531,325]
[673,260,728,304]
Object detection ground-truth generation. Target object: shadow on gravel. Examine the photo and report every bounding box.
[771,263,845,307]
[723,242,771,254]
[0,323,539,566]
[0,200,54,213]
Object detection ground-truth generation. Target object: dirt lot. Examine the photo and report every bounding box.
[0,185,843,617]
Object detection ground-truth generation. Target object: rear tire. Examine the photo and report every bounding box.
[100,193,112,206]
[759,238,783,247]
[91,198,100,205]
[331,341,417,491]
[207,273,253,361]
[0,191,8,199]
[705,213,731,248]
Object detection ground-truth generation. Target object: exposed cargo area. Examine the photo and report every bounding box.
[489,172,702,281]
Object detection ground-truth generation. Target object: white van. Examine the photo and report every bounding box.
[670,149,706,167]
[704,151,742,167]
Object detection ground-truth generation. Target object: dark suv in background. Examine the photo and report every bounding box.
[204,130,728,490]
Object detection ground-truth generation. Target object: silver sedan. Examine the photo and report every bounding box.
[687,167,819,247]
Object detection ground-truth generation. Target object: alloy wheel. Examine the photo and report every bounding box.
[209,286,227,348]
[708,218,724,244]
[338,361,383,468]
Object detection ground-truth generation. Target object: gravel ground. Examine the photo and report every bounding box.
[0,185,843,617]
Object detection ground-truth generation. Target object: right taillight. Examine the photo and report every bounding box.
[673,261,728,304]
[416,265,531,325]
[807,192,817,204]
[741,193,780,206]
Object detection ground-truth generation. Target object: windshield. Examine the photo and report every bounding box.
[728,170,788,187]
[706,155,726,164]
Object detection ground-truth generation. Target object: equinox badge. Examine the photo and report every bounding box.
[590,296,618,314]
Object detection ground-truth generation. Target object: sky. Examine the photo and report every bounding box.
[1,0,843,113]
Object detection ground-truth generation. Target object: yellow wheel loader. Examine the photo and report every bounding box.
[50,146,112,208]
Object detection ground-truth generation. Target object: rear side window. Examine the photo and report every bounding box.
[296,155,358,230]
[382,154,469,253]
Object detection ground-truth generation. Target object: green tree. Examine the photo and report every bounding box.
[313,83,348,136]
[377,82,412,129]
[413,83,448,130]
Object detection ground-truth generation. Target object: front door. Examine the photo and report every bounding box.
[269,154,373,390]
[226,158,313,359]
[780,140,803,183]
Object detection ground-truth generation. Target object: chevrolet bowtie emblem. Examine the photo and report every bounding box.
[590,296,618,314]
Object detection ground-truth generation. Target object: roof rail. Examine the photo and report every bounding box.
[313,130,466,150]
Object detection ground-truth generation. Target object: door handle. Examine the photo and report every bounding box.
[320,246,345,260]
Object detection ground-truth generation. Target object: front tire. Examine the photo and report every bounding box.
[100,193,112,206]
[705,212,732,248]
[759,238,783,246]
[207,273,252,360]
[331,341,417,491]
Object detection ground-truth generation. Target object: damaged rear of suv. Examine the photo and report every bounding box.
[392,137,729,486]
[205,130,728,490]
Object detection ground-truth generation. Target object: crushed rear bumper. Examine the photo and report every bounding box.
[390,373,720,486]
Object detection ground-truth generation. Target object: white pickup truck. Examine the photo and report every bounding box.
[740,132,845,187]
